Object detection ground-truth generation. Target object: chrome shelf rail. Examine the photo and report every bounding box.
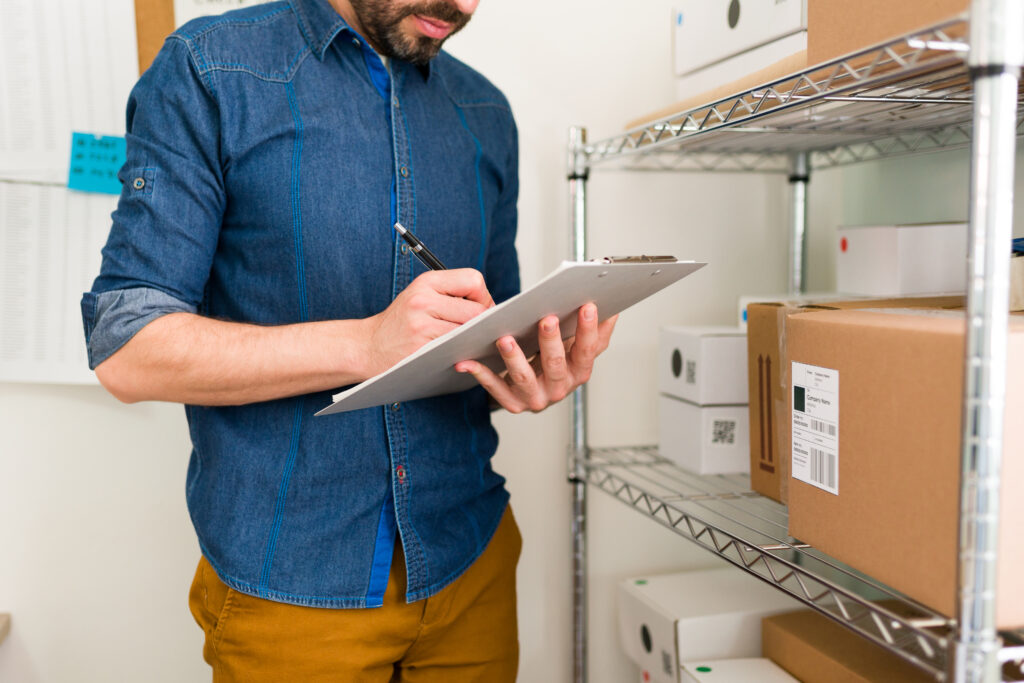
[583,446,953,680]
[581,17,1024,174]
[568,5,1022,683]
[582,447,1024,682]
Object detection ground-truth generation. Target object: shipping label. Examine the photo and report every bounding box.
[791,362,839,495]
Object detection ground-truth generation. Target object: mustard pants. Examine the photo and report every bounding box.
[189,507,521,682]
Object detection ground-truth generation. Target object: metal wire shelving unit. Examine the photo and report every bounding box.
[566,3,1024,682]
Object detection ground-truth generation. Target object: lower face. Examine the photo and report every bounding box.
[348,0,473,65]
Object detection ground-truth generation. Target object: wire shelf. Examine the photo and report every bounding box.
[581,446,1024,681]
[581,17,1024,172]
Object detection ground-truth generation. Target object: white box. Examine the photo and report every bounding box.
[680,658,799,683]
[673,0,807,77]
[674,31,807,101]
[659,396,749,474]
[659,326,747,405]
[618,568,798,683]
[836,223,967,297]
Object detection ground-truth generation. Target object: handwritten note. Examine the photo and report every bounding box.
[67,133,126,195]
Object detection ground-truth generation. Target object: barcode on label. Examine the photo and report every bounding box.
[685,360,696,385]
[809,447,837,490]
[809,418,836,437]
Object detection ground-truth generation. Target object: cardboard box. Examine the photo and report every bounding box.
[836,223,967,297]
[618,568,799,683]
[762,609,934,682]
[659,326,748,405]
[675,32,807,101]
[786,309,1024,626]
[680,657,798,682]
[746,295,964,502]
[807,0,968,66]
[739,292,842,329]
[673,0,806,77]
[659,396,749,475]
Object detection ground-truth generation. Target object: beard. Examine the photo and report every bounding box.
[347,0,472,65]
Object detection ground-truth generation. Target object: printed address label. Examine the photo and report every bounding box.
[791,362,839,495]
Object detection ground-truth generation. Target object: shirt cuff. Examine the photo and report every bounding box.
[81,288,196,369]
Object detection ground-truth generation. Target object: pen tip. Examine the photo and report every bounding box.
[393,222,407,235]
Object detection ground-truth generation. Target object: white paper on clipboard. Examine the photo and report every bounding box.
[316,258,706,416]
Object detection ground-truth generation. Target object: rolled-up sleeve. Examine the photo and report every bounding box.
[81,287,196,369]
[81,34,225,368]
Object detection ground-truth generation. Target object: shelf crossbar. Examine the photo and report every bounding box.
[584,447,958,679]
[579,18,1024,173]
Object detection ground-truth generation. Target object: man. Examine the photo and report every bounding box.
[81,0,615,680]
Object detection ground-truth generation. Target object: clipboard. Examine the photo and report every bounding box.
[316,257,706,415]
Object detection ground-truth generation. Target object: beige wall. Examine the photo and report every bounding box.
[2,1,1023,681]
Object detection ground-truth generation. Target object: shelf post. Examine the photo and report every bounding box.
[955,1,1023,681]
[568,125,590,683]
[788,152,809,295]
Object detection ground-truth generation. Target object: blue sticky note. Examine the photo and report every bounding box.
[68,132,126,195]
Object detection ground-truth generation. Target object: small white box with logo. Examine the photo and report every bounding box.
[659,326,747,405]
[659,396,749,474]
[680,658,798,682]
[618,568,798,683]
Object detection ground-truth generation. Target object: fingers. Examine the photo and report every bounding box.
[454,359,527,413]
[417,268,495,308]
[535,315,571,399]
[497,335,548,412]
[566,304,601,381]
[455,305,618,415]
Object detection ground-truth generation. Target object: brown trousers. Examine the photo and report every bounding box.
[189,507,521,682]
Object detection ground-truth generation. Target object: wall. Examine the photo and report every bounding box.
[2,2,1023,683]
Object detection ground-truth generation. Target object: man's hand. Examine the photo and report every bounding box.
[454,304,617,413]
[94,268,495,406]
[362,268,494,377]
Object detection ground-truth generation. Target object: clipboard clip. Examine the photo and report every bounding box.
[591,255,678,264]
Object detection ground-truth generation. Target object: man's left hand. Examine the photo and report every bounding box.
[454,304,617,413]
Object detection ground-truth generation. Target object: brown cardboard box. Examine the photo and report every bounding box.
[762,609,933,682]
[746,296,964,502]
[786,309,1024,626]
[807,0,968,66]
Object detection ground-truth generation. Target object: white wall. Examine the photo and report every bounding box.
[3,1,1024,682]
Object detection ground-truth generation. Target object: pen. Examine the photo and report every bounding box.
[394,222,447,271]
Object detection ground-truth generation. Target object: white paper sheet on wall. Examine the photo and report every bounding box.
[174,0,275,28]
[0,0,137,385]
[0,0,139,184]
[0,183,113,385]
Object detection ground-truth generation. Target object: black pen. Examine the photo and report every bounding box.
[393,222,447,271]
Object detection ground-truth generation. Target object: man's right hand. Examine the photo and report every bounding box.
[94,268,494,406]
[361,268,495,377]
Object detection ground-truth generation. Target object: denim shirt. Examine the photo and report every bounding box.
[80,0,519,608]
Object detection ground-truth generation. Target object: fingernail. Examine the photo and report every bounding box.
[499,338,515,352]
[541,319,555,333]
[583,306,596,321]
